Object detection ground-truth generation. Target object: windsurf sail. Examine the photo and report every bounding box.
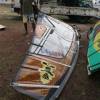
[12,13,79,99]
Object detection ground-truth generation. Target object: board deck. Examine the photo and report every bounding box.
[87,21,100,74]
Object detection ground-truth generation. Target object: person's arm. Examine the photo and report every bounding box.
[20,0,23,15]
[20,0,23,5]
[32,0,40,10]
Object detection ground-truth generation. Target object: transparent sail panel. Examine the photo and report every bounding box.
[29,14,77,65]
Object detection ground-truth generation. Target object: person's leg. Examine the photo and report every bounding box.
[32,21,35,31]
[32,13,38,34]
[34,14,38,22]
[31,19,36,43]
[29,14,36,33]
[24,22,28,35]
[31,21,36,38]
[23,15,28,35]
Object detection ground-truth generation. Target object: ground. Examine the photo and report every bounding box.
[0,5,100,100]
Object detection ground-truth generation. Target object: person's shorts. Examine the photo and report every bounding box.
[23,15,35,23]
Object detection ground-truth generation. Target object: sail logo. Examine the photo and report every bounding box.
[93,32,100,52]
[39,61,56,84]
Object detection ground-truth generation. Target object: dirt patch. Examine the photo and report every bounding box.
[0,10,34,100]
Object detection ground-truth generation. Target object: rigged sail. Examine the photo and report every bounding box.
[12,14,79,99]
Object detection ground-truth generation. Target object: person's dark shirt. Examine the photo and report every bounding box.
[22,0,34,15]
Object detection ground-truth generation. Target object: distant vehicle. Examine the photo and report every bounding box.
[11,0,100,13]
[56,0,100,22]
[11,0,100,22]
[57,0,100,8]
[92,0,100,10]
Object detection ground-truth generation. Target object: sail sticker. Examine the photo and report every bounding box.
[39,61,56,84]
[93,25,100,38]
[93,32,100,52]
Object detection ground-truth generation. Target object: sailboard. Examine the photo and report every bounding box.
[11,13,79,99]
[87,21,100,75]
[0,24,6,30]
